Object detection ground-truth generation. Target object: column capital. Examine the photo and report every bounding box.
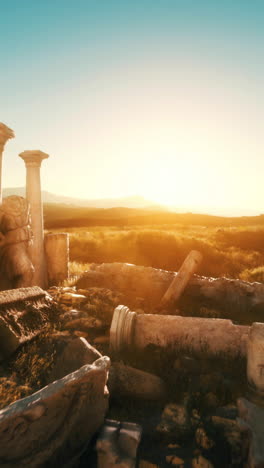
[0,123,15,151]
[19,150,49,168]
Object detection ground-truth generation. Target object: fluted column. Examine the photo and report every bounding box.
[0,123,15,203]
[19,150,49,288]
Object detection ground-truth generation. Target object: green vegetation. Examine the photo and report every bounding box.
[45,205,264,282]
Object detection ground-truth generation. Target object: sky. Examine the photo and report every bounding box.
[0,0,263,215]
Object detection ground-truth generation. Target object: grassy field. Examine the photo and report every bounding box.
[44,205,264,282]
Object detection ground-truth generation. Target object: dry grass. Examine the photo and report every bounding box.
[47,223,264,282]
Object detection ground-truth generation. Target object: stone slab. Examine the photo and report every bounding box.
[0,356,110,467]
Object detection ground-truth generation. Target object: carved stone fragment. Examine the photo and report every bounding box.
[0,356,110,467]
[0,286,55,359]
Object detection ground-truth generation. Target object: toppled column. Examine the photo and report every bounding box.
[0,123,15,203]
[159,250,202,310]
[110,305,249,359]
[45,232,69,286]
[19,150,49,288]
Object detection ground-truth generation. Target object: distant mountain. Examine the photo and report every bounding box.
[2,187,165,210]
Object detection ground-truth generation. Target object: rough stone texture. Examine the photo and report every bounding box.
[96,419,142,468]
[45,232,69,286]
[0,286,55,359]
[0,196,34,290]
[0,356,110,467]
[46,336,102,384]
[76,263,264,324]
[133,314,249,359]
[108,362,167,401]
[63,317,104,331]
[238,397,264,468]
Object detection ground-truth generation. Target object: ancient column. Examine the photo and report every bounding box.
[19,150,49,288]
[110,305,250,359]
[0,123,15,203]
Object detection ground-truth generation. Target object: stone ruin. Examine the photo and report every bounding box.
[0,122,264,467]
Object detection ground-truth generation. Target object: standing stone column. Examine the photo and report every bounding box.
[0,123,15,203]
[19,150,49,288]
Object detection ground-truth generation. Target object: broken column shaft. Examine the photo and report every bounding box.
[110,306,249,359]
[19,150,49,288]
[0,123,15,203]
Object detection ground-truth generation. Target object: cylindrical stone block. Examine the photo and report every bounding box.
[110,306,249,359]
[247,322,264,394]
[45,232,69,286]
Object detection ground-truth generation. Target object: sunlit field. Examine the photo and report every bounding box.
[48,220,264,283]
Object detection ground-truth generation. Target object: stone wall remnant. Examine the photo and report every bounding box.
[77,262,264,324]
[19,150,49,289]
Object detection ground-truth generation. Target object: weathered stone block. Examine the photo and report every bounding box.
[0,286,55,359]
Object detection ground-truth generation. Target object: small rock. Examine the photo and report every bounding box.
[58,292,87,307]
[73,330,89,338]
[63,317,103,331]
[138,461,160,468]
[191,455,214,468]
[195,427,214,450]
[157,403,192,439]
[166,455,184,466]
[203,393,219,410]
[167,443,181,449]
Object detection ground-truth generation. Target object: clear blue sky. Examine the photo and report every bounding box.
[0,0,263,214]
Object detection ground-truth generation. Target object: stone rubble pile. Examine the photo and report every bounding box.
[0,262,264,467]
